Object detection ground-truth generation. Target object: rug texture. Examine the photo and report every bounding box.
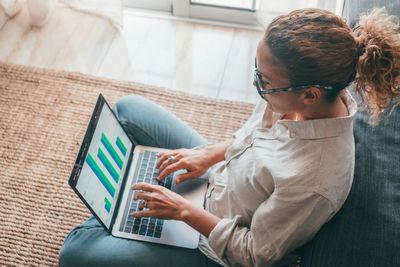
[0,62,254,266]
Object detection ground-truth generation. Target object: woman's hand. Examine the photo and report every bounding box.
[156,139,234,184]
[131,182,221,237]
[131,183,192,221]
[156,147,213,184]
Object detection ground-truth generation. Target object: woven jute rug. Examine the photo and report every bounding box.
[0,62,254,266]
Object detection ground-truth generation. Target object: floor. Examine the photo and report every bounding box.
[0,4,263,104]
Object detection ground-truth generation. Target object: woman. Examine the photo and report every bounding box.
[59,8,400,267]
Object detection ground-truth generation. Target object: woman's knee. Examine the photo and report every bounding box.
[112,94,207,149]
[59,227,165,267]
[59,228,116,267]
[59,218,105,266]
[59,228,88,266]
[112,95,158,124]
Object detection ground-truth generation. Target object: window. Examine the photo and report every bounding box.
[124,0,343,27]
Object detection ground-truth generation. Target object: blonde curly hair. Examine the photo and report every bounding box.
[264,8,400,124]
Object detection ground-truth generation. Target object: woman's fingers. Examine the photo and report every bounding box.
[157,161,187,181]
[131,180,192,221]
[155,153,170,169]
[155,148,209,182]
[157,157,174,176]
[157,153,187,180]
[133,191,152,202]
[131,209,156,218]
[156,150,181,169]
[132,182,158,192]
[131,208,172,219]
[175,170,201,184]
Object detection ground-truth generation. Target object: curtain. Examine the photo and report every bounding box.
[0,0,24,28]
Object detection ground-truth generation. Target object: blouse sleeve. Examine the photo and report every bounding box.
[207,188,335,267]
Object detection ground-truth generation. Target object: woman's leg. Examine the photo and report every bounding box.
[111,94,208,149]
[59,216,219,267]
[59,95,216,267]
[59,217,220,267]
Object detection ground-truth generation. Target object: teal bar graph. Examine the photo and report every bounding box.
[116,136,127,156]
[101,133,123,169]
[86,153,115,197]
[97,148,119,183]
[104,197,111,213]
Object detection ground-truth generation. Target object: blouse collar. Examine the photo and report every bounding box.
[263,89,357,139]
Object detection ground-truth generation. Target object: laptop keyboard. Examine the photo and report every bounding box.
[120,150,174,238]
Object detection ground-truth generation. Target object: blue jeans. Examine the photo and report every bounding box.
[59,95,220,267]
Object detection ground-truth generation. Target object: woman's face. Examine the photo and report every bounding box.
[255,41,305,115]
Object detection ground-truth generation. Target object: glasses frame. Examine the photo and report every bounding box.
[254,57,334,99]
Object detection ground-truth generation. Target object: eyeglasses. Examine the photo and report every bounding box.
[253,57,334,99]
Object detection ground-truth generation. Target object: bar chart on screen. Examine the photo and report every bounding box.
[76,128,129,228]
[84,132,127,213]
[75,102,133,227]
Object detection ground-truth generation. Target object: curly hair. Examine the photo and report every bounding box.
[353,8,400,123]
[264,8,400,124]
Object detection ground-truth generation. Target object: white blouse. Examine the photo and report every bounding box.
[199,90,357,267]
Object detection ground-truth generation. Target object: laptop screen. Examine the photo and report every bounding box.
[70,94,133,229]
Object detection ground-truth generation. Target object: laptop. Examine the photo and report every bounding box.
[69,93,208,249]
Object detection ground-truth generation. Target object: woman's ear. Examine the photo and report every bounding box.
[302,87,321,105]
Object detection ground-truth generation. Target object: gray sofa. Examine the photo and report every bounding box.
[300,0,400,266]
